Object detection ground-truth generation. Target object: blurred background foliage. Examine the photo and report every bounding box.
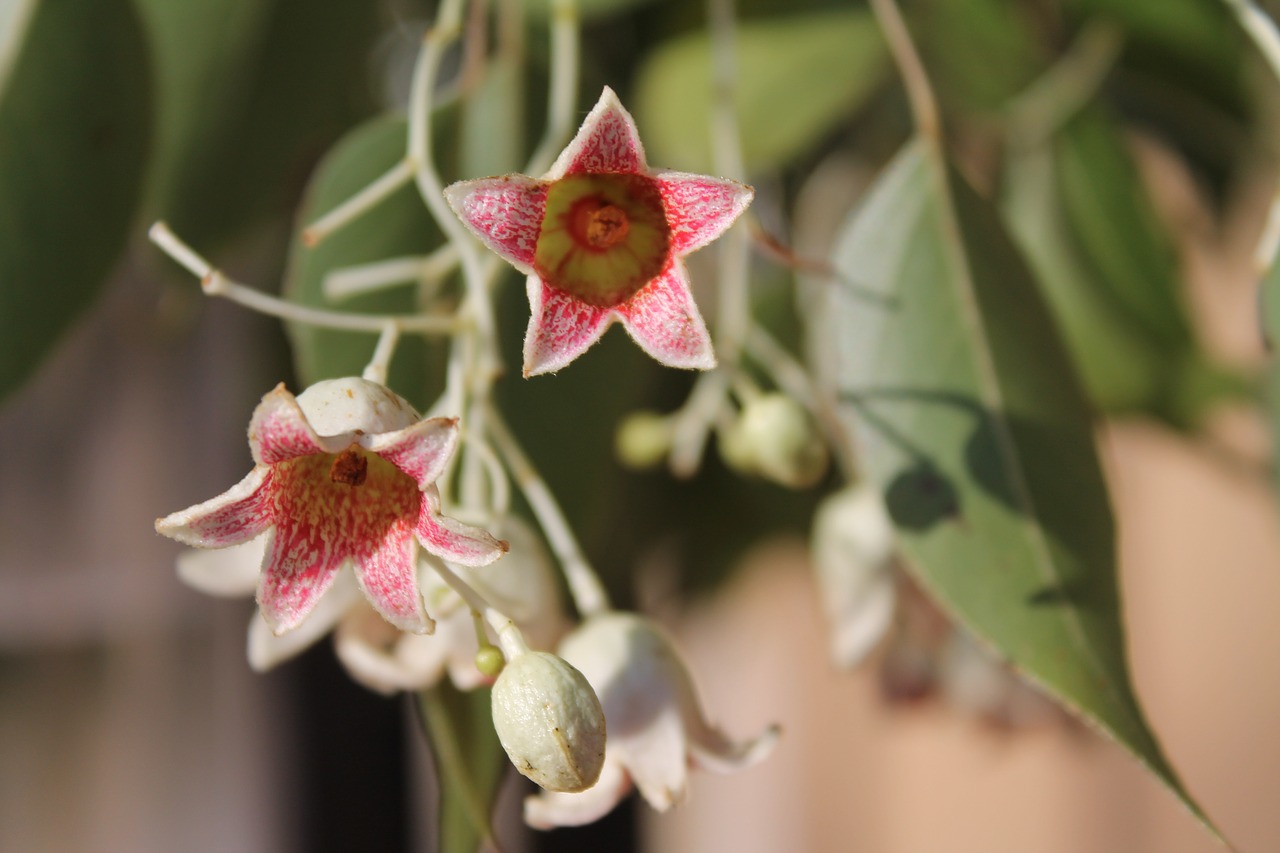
[3,0,1280,849]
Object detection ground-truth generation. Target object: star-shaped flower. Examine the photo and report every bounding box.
[156,377,507,635]
[523,612,778,828]
[444,87,754,376]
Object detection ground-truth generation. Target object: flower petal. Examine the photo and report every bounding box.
[248,572,362,671]
[546,86,646,179]
[443,176,547,275]
[655,172,754,256]
[522,277,613,376]
[612,705,689,812]
[685,720,781,775]
[176,536,266,597]
[364,416,459,489]
[256,520,344,634]
[249,384,333,465]
[416,496,509,567]
[155,467,273,548]
[335,601,448,694]
[523,757,633,830]
[616,263,715,370]
[354,523,432,633]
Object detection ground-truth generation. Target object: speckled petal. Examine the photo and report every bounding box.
[522,276,614,376]
[616,263,715,370]
[249,384,336,465]
[546,86,647,179]
[655,172,753,256]
[354,524,430,633]
[156,467,273,548]
[256,520,343,634]
[415,488,509,567]
[364,416,459,490]
[523,758,632,829]
[443,176,547,275]
[248,572,362,671]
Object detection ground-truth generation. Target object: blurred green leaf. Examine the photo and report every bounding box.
[824,139,1219,838]
[1003,108,1241,425]
[137,0,384,249]
[0,0,150,401]
[634,9,888,174]
[910,0,1043,110]
[417,685,506,853]
[461,55,524,178]
[525,0,656,21]
[283,114,453,412]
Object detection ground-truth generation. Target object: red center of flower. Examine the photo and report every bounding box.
[572,201,631,250]
[330,448,368,486]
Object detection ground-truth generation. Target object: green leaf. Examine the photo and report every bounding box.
[417,685,507,853]
[1002,109,1242,425]
[136,0,383,248]
[633,9,888,174]
[525,0,656,21]
[282,114,452,411]
[461,55,524,179]
[0,0,150,401]
[909,0,1044,110]
[823,139,1220,838]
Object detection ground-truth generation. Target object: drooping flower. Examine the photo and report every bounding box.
[156,377,507,635]
[524,612,778,829]
[444,87,754,376]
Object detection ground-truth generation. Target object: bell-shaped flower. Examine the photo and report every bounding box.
[445,87,753,376]
[156,377,507,635]
[524,612,778,829]
[811,483,897,669]
[334,517,569,693]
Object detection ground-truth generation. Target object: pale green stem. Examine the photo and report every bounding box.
[431,559,528,659]
[669,370,732,478]
[1003,21,1124,152]
[525,0,580,176]
[149,222,463,334]
[361,322,401,384]
[485,403,611,618]
[323,246,460,302]
[869,0,941,142]
[300,159,416,247]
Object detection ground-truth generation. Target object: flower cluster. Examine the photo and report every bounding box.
[155,85,778,835]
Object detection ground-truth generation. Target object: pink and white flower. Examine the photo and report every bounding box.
[524,612,778,828]
[156,377,507,635]
[444,87,754,376]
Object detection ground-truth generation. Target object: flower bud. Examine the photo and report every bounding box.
[491,651,607,793]
[727,394,829,489]
[615,410,671,470]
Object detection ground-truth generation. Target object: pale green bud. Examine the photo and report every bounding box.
[615,410,672,470]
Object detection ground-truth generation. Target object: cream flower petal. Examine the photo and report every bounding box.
[522,277,614,377]
[545,86,647,180]
[248,572,362,672]
[443,175,547,274]
[523,754,633,829]
[176,536,265,597]
[655,171,754,256]
[334,602,450,694]
[611,704,689,811]
[155,466,273,548]
[615,263,716,370]
[365,416,459,488]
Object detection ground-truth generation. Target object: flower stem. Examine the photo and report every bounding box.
[484,403,611,618]
[524,0,580,176]
[323,246,459,302]
[430,559,528,659]
[300,159,415,247]
[149,222,464,334]
[868,0,941,142]
[361,322,401,385]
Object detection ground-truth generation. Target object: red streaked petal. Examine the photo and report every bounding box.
[616,263,715,370]
[522,277,614,376]
[364,416,459,490]
[547,87,646,179]
[249,384,328,465]
[156,467,274,548]
[415,488,509,567]
[354,524,431,633]
[248,572,363,672]
[443,176,547,274]
[655,172,753,256]
[256,521,343,634]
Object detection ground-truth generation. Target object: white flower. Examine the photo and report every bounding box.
[811,483,897,669]
[524,612,779,829]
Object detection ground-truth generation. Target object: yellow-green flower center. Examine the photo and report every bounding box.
[534,174,670,308]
